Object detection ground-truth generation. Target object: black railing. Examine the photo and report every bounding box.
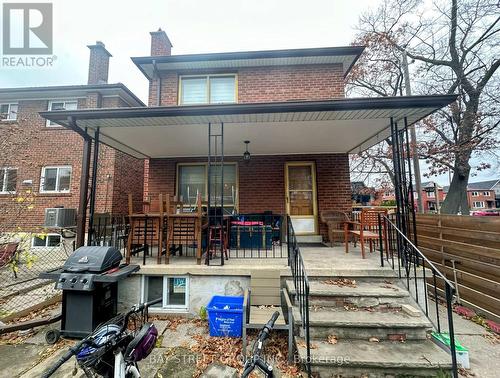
[286,215,311,377]
[378,214,458,377]
[229,214,284,258]
[89,213,129,252]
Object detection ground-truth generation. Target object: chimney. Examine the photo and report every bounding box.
[87,41,112,85]
[150,28,172,56]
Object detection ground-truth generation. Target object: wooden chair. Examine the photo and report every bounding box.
[320,210,350,246]
[344,209,387,258]
[165,193,203,264]
[243,270,293,362]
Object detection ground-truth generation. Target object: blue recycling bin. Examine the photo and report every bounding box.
[206,295,244,337]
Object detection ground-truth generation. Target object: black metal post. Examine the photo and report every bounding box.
[76,121,91,248]
[404,117,419,247]
[206,123,212,265]
[445,284,459,378]
[378,213,384,267]
[87,127,100,246]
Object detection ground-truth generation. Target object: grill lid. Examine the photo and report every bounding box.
[63,246,122,273]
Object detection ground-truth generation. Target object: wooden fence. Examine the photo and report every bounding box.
[415,214,500,320]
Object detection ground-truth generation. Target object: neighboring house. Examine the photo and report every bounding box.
[419,181,446,212]
[0,42,145,237]
[466,179,499,209]
[351,181,376,206]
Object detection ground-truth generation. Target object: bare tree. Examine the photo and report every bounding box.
[349,0,500,214]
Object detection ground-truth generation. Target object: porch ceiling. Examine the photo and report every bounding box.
[40,95,457,159]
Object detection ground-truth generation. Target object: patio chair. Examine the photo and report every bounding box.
[242,269,293,362]
[344,208,387,259]
[320,210,350,246]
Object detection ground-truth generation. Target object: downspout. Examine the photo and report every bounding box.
[152,59,161,106]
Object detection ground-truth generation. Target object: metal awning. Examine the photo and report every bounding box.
[40,95,457,159]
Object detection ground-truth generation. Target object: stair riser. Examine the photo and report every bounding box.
[308,365,450,378]
[297,295,409,309]
[301,326,429,340]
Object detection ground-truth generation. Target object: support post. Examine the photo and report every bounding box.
[402,50,424,213]
[87,127,100,245]
[75,120,92,248]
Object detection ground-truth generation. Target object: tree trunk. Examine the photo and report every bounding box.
[440,162,470,214]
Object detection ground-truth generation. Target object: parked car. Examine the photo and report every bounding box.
[471,209,500,216]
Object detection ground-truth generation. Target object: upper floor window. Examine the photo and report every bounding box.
[40,166,72,193]
[179,75,236,105]
[0,103,18,121]
[471,191,479,196]
[47,100,78,126]
[0,168,17,193]
[427,191,435,198]
[483,191,490,196]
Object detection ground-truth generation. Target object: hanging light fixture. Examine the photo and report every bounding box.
[243,140,251,161]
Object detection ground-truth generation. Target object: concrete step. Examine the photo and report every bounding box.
[296,235,323,243]
[293,307,432,340]
[286,280,410,309]
[295,337,452,377]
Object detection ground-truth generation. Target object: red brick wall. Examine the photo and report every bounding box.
[147,153,350,239]
[149,64,345,106]
[0,93,142,232]
[468,190,495,209]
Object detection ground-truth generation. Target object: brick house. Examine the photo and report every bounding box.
[42,30,455,247]
[443,179,500,210]
[0,42,145,242]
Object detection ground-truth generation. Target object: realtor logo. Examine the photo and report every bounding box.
[2,3,53,55]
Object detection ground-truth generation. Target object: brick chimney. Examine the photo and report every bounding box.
[150,28,172,56]
[87,41,112,85]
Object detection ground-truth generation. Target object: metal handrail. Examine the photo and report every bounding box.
[379,214,458,378]
[286,215,311,377]
[383,215,455,289]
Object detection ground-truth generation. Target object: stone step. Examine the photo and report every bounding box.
[296,235,323,244]
[293,306,431,340]
[286,280,410,308]
[295,337,452,377]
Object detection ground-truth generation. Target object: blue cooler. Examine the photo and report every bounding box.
[206,295,244,337]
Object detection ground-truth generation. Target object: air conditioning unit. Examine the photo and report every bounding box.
[44,208,77,228]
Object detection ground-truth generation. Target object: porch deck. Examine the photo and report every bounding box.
[130,243,396,278]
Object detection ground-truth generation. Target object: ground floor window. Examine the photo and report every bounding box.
[32,233,62,248]
[142,275,189,311]
[472,201,485,208]
[177,163,237,212]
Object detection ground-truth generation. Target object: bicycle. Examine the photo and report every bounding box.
[241,311,280,378]
[41,297,162,378]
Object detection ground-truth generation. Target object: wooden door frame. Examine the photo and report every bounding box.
[284,161,318,235]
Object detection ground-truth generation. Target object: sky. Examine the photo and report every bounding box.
[0,0,497,186]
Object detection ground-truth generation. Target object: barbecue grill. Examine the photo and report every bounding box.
[41,246,139,338]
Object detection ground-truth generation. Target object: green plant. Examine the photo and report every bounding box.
[199,305,207,321]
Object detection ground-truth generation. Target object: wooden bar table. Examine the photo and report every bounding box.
[165,212,206,265]
[126,212,165,264]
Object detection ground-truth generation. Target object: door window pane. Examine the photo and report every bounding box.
[290,191,313,216]
[181,77,208,105]
[210,76,236,103]
[288,166,313,190]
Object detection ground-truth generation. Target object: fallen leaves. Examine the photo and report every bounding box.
[323,278,357,288]
[327,335,338,345]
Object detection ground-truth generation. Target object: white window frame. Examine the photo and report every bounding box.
[472,201,485,208]
[141,275,189,312]
[46,100,78,127]
[31,233,62,248]
[471,191,479,196]
[40,165,72,193]
[0,167,17,194]
[0,103,18,121]
[427,191,435,198]
[483,191,490,196]
[178,74,237,105]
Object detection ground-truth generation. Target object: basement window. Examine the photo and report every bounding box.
[32,234,62,248]
[143,275,189,311]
